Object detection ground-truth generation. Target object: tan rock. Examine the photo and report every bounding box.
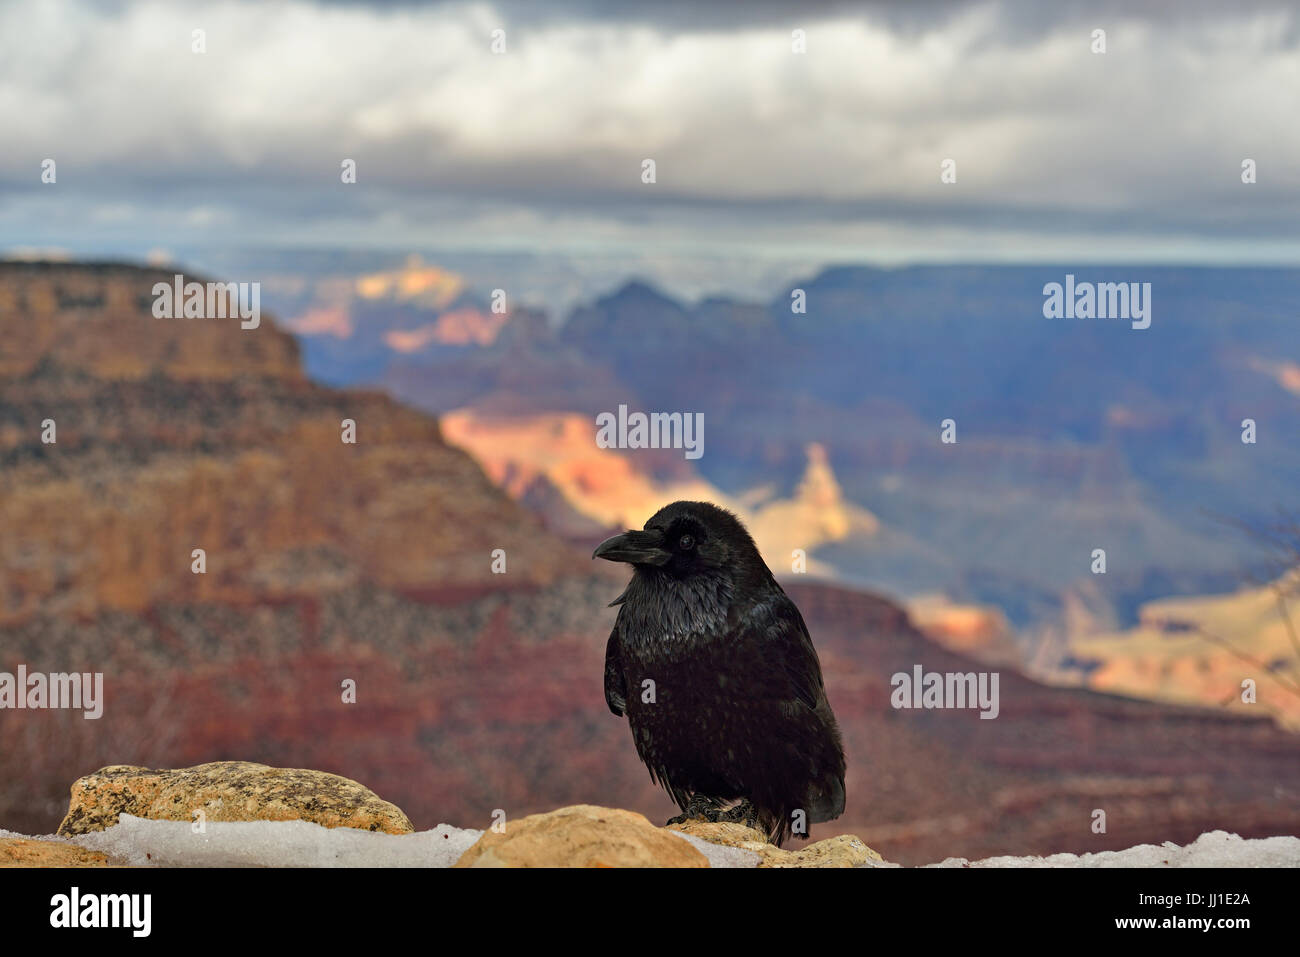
[455,805,709,868]
[57,761,414,836]
[0,837,110,867]
[668,819,883,867]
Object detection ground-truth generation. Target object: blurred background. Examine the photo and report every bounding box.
[1,0,1298,865]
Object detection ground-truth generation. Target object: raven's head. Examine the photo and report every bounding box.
[592,500,765,581]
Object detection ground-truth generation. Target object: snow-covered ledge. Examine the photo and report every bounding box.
[3,816,1296,868]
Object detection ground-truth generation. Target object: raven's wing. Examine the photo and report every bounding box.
[747,589,846,823]
[756,590,825,713]
[603,625,627,716]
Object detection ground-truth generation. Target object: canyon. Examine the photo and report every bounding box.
[0,260,1296,867]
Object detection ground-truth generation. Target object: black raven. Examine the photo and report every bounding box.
[594,500,846,846]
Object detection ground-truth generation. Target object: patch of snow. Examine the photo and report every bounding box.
[667,831,761,868]
[928,830,1300,868]
[62,814,483,867]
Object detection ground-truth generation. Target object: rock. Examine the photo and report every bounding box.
[0,262,570,630]
[452,804,882,867]
[454,805,709,868]
[667,820,883,868]
[0,837,110,867]
[57,761,414,836]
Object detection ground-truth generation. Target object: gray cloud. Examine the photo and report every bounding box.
[2,0,1297,264]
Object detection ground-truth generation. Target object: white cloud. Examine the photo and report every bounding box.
[1,0,1297,259]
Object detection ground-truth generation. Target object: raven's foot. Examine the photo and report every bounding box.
[666,794,725,826]
[720,799,762,830]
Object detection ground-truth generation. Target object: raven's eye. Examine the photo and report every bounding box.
[678,534,695,551]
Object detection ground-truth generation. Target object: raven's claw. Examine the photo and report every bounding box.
[666,794,725,826]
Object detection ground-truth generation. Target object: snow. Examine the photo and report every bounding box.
[668,831,762,867]
[928,830,1300,868]
[4,820,1296,867]
[9,815,482,867]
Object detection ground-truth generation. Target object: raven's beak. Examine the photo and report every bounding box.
[592,529,671,566]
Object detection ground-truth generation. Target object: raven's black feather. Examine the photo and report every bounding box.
[603,630,627,716]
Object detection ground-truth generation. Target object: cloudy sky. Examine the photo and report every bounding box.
[2,0,1298,273]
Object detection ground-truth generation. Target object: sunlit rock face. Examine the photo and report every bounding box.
[1068,570,1300,730]
[440,410,879,573]
[0,261,574,626]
